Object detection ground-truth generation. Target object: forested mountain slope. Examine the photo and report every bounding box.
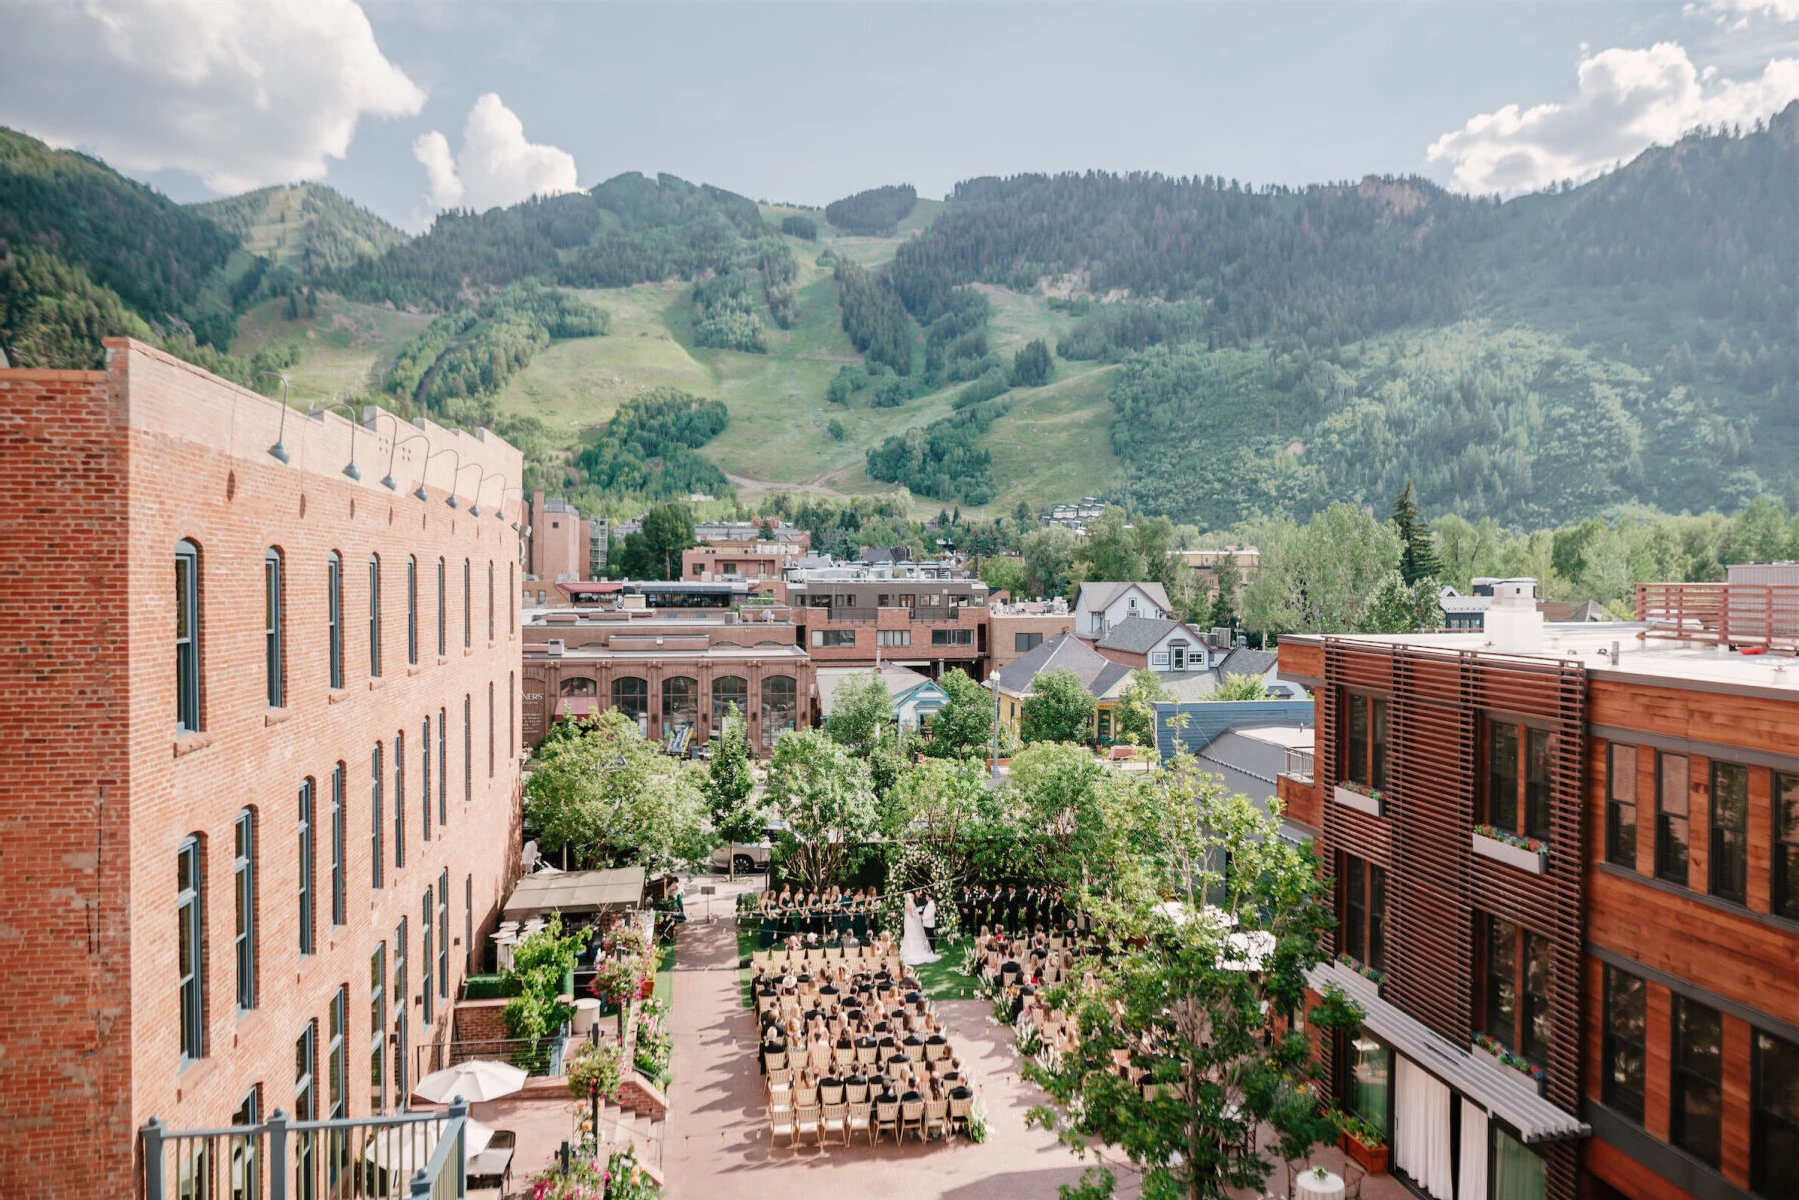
[191,182,408,277]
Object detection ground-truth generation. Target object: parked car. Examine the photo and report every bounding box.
[709,820,788,875]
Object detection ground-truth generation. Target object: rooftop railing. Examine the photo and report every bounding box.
[1282,747,1315,783]
[141,1099,470,1200]
[1634,582,1799,650]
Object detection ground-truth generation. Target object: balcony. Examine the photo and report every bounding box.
[1635,582,1799,649]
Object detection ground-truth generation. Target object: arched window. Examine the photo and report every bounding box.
[406,556,418,666]
[368,554,382,678]
[326,552,343,690]
[265,548,284,707]
[612,676,648,726]
[662,676,698,734]
[177,833,205,1061]
[711,676,748,727]
[436,558,446,657]
[560,677,597,697]
[761,675,797,749]
[175,539,201,731]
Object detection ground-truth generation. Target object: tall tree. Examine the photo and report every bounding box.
[1023,525,1079,599]
[763,730,880,891]
[1020,667,1097,745]
[825,671,893,758]
[1114,668,1172,747]
[615,501,696,579]
[923,667,998,760]
[705,704,761,879]
[1390,479,1443,585]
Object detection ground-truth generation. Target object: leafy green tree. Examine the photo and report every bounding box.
[1020,667,1097,745]
[1025,770,1349,1200]
[1241,504,1403,634]
[705,705,762,878]
[763,730,881,891]
[825,671,893,758]
[1023,525,1079,599]
[924,667,1000,761]
[826,417,845,442]
[1009,337,1054,386]
[885,755,1011,880]
[614,502,695,580]
[523,710,712,874]
[1005,741,1109,887]
[1208,673,1269,701]
[1114,668,1172,746]
[1390,479,1443,584]
[780,213,819,241]
[979,554,1028,598]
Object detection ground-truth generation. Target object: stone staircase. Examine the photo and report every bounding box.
[597,1102,665,1187]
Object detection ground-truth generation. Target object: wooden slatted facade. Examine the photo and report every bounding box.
[1315,638,1588,1200]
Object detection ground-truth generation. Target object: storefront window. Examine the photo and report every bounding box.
[662,676,698,735]
[1349,1031,1391,1140]
[712,676,748,728]
[612,677,648,728]
[760,675,797,749]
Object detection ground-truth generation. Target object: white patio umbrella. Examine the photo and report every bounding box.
[363,1117,496,1170]
[412,1058,528,1104]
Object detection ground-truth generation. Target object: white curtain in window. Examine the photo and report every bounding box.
[1395,1056,1455,1200]
[1459,1100,1489,1200]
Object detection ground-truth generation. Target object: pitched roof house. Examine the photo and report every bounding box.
[1072,581,1172,638]
[1093,616,1216,672]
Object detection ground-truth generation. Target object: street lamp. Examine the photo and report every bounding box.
[418,447,463,505]
[382,431,429,493]
[307,400,365,481]
[253,372,292,464]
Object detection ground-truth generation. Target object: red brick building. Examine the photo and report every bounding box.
[1278,589,1797,1200]
[0,340,526,1196]
[787,562,989,678]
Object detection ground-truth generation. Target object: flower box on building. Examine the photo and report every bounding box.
[1471,830,1547,874]
[1340,1130,1389,1175]
[1332,784,1385,818]
[1471,1040,1548,1096]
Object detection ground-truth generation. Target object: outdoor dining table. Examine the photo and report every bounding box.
[1293,1168,1345,1200]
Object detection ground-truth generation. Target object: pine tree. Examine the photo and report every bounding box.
[1390,479,1443,585]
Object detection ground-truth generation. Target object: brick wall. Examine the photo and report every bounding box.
[1,340,528,1196]
[0,367,135,1196]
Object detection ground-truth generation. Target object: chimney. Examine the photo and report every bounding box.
[1485,578,1544,653]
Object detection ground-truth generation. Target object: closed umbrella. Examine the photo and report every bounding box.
[413,1059,528,1104]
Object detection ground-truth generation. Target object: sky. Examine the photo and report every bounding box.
[1,0,1795,231]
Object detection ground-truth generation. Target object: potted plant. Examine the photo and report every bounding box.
[1338,1114,1389,1175]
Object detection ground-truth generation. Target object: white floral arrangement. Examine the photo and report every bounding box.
[964,1095,991,1144]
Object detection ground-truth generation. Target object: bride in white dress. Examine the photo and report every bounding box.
[901,890,940,966]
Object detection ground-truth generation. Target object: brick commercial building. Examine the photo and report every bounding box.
[521,606,810,753]
[786,561,989,678]
[0,340,526,1196]
[1277,583,1797,1200]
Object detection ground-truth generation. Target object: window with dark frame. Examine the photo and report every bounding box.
[370,743,384,890]
[294,1022,316,1195]
[1602,964,1646,1123]
[463,559,471,649]
[1657,751,1691,886]
[265,548,284,707]
[1605,743,1638,869]
[406,556,418,666]
[327,551,343,690]
[368,944,385,1113]
[438,707,448,830]
[1015,632,1042,653]
[1478,913,1552,1064]
[1483,718,1552,842]
[464,695,472,805]
[1672,994,1724,1167]
[438,870,450,1003]
[176,540,201,731]
[231,1089,261,1200]
[1751,1028,1798,1199]
[1777,771,1799,922]
[421,887,434,1028]
[234,808,257,1011]
[367,554,382,678]
[1340,855,1387,975]
[436,557,446,657]
[464,874,473,974]
[391,917,408,1106]
[488,682,495,778]
[1343,693,1388,791]
[1710,761,1749,904]
[328,985,346,1120]
[393,730,405,871]
[297,779,314,957]
[487,560,495,642]
[178,834,204,1062]
[329,764,345,926]
[422,715,432,843]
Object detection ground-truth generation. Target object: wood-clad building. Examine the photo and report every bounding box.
[1279,596,1797,1200]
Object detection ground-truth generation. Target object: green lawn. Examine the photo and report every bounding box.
[654,939,676,1007]
[982,364,1123,510]
[231,293,432,408]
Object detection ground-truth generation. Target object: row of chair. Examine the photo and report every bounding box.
[751,946,897,969]
[770,1095,971,1148]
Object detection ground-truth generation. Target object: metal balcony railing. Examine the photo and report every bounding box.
[1282,747,1315,783]
[141,1099,471,1200]
[1635,582,1799,649]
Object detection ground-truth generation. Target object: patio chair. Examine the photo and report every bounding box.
[794,1083,818,1108]
[873,1098,900,1144]
[947,1095,973,1136]
[899,1098,925,1143]
[771,1106,797,1148]
[822,1102,849,1145]
[764,1049,787,1072]
[845,1079,869,1104]
[794,1104,821,1148]
[847,1101,873,1144]
[856,1044,878,1067]
[1342,1158,1366,1200]
[810,1046,832,1072]
[821,1081,845,1106]
[923,1097,949,1140]
[766,1067,793,1094]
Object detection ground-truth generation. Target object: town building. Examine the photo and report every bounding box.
[987,633,1133,743]
[1168,545,1261,594]
[0,340,526,1197]
[1091,616,1218,673]
[1071,580,1172,638]
[524,490,592,584]
[1151,700,1317,842]
[1276,580,1798,1200]
[1438,578,1609,632]
[694,519,810,548]
[1041,497,1108,533]
[785,560,989,677]
[987,598,1076,676]
[681,540,808,586]
[520,606,810,753]
[815,665,950,734]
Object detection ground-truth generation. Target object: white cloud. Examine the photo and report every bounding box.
[0,0,424,194]
[1427,42,1799,195]
[1687,0,1799,28]
[411,93,580,216]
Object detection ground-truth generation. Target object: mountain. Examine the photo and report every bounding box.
[190,182,408,277]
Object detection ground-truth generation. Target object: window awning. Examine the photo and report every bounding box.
[1308,961,1589,1144]
[503,867,646,919]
